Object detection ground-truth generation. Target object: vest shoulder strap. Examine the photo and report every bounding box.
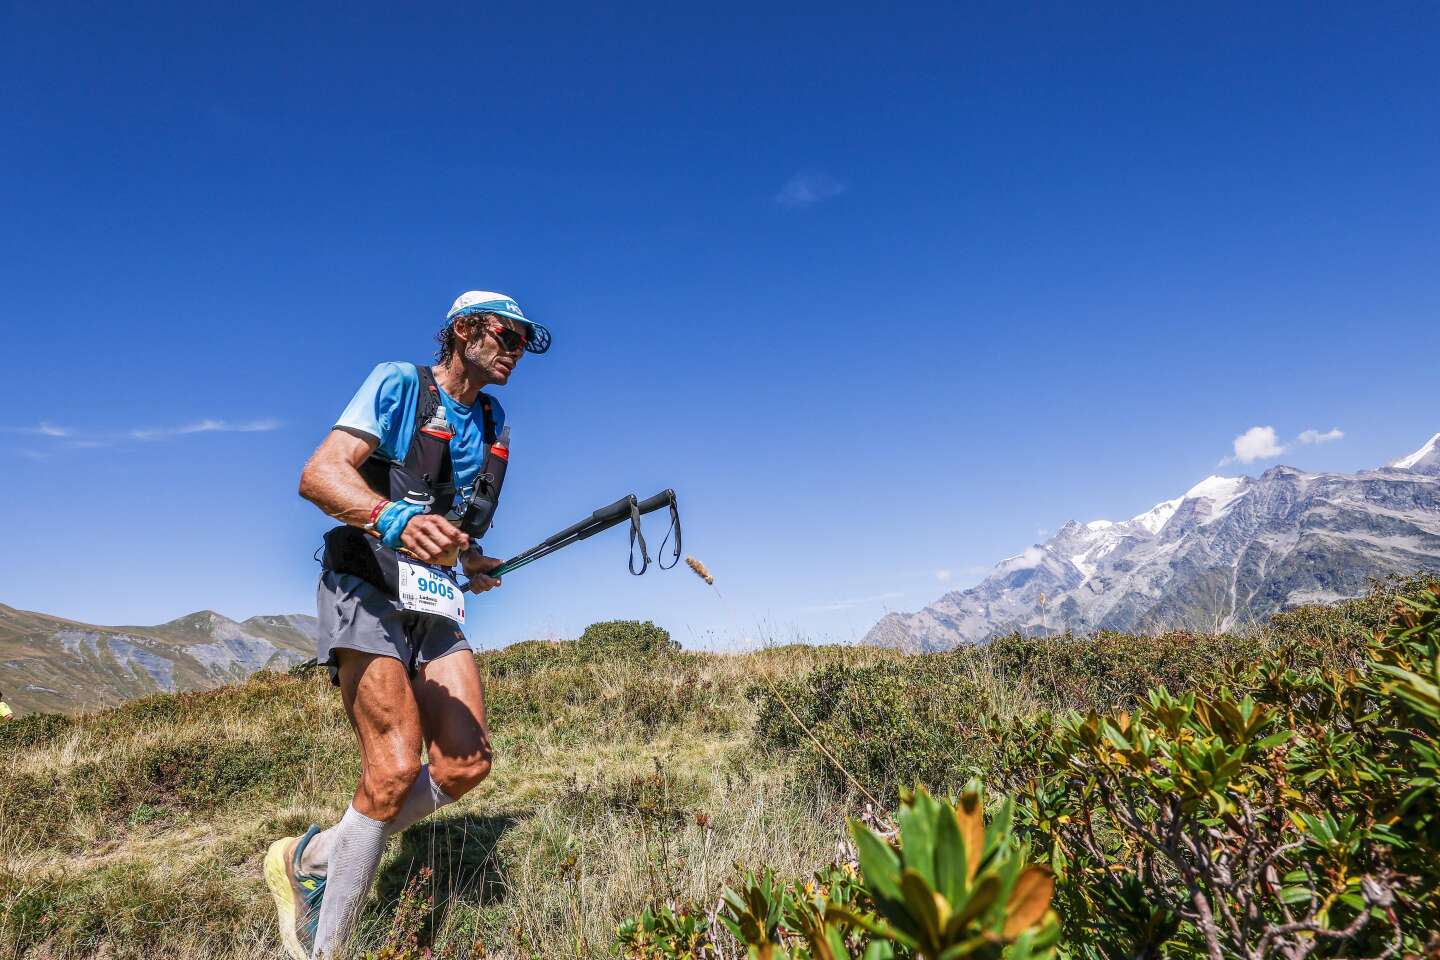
[417,365,442,424]
[406,365,454,453]
[477,392,497,446]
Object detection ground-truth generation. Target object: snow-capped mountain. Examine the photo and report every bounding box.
[865,433,1440,652]
[1389,431,1440,475]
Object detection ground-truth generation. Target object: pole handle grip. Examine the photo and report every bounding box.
[635,489,676,515]
[590,495,636,523]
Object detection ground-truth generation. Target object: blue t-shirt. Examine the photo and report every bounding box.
[334,362,507,509]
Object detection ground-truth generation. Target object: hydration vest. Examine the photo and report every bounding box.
[321,365,498,597]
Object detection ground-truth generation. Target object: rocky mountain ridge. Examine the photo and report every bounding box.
[865,433,1440,652]
[0,605,315,715]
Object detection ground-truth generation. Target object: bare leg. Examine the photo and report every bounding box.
[414,649,494,800]
[312,652,424,957]
[341,652,425,820]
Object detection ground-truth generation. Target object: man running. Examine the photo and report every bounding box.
[266,290,551,960]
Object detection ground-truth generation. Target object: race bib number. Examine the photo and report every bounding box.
[396,559,466,624]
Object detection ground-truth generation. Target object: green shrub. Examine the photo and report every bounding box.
[620,664,733,736]
[984,629,1265,714]
[482,620,681,677]
[840,783,1059,960]
[485,660,607,727]
[0,711,73,750]
[752,658,1002,803]
[617,783,1058,959]
[577,620,680,659]
[481,639,570,679]
[1,732,349,853]
[483,629,734,739]
[0,858,249,959]
[616,901,713,959]
[697,578,1440,958]
[996,583,1440,957]
[1263,571,1439,656]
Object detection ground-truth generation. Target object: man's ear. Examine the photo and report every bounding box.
[450,317,474,346]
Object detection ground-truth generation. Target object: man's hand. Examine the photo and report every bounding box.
[401,515,469,566]
[461,548,504,593]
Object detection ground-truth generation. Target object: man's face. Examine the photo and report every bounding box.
[460,314,527,384]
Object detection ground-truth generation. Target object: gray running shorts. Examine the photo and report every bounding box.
[316,570,471,686]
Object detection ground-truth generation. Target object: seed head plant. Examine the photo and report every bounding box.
[687,556,715,586]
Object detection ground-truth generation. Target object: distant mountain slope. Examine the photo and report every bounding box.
[0,606,316,715]
[866,433,1440,652]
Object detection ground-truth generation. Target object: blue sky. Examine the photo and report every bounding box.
[3,2,1437,648]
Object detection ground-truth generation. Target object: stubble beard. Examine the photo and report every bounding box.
[463,340,512,387]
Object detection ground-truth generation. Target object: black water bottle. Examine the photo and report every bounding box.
[452,424,509,541]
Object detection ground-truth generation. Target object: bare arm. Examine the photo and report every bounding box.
[299,429,468,564]
[299,428,387,526]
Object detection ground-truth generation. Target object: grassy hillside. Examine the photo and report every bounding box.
[0,605,315,716]
[2,579,1436,959]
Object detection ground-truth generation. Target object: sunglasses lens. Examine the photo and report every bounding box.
[489,323,526,351]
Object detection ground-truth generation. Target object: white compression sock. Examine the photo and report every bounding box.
[300,765,456,875]
[385,765,457,836]
[310,805,386,959]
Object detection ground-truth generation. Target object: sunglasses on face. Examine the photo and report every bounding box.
[485,320,529,353]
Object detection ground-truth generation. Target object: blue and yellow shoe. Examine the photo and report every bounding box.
[265,826,327,960]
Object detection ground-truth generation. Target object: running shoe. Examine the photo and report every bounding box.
[265,825,327,960]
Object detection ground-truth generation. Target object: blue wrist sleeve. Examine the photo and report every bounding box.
[376,500,427,548]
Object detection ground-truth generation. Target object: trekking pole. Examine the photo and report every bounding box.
[460,489,679,588]
[493,494,638,577]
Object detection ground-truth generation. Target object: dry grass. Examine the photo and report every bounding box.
[10,574,1399,960]
[0,633,885,960]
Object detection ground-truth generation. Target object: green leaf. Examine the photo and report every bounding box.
[899,868,943,951]
[934,792,968,905]
[852,821,902,903]
[1102,723,1132,752]
[936,933,993,960]
[832,908,919,950]
[1256,730,1293,750]
[898,787,940,888]
[862,940,897,960]
[988,797,1014,858]
[945,874,999,939]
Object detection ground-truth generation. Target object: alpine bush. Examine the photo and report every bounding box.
[752,658,1003,803]
[577,620,681,659]
[643,580,1440,959]
[995,583,1440,957]
[616,783,1059,959]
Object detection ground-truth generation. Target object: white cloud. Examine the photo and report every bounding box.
[1,422,72,437]
[798,591,904,613]
[1298,428,1344,445]
[1231,426,1286,464]
[3,418,281,447]
[130,418,281,441]
[1223,425,1346,465]
[935,569,952,582]
[776,171,847,207]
